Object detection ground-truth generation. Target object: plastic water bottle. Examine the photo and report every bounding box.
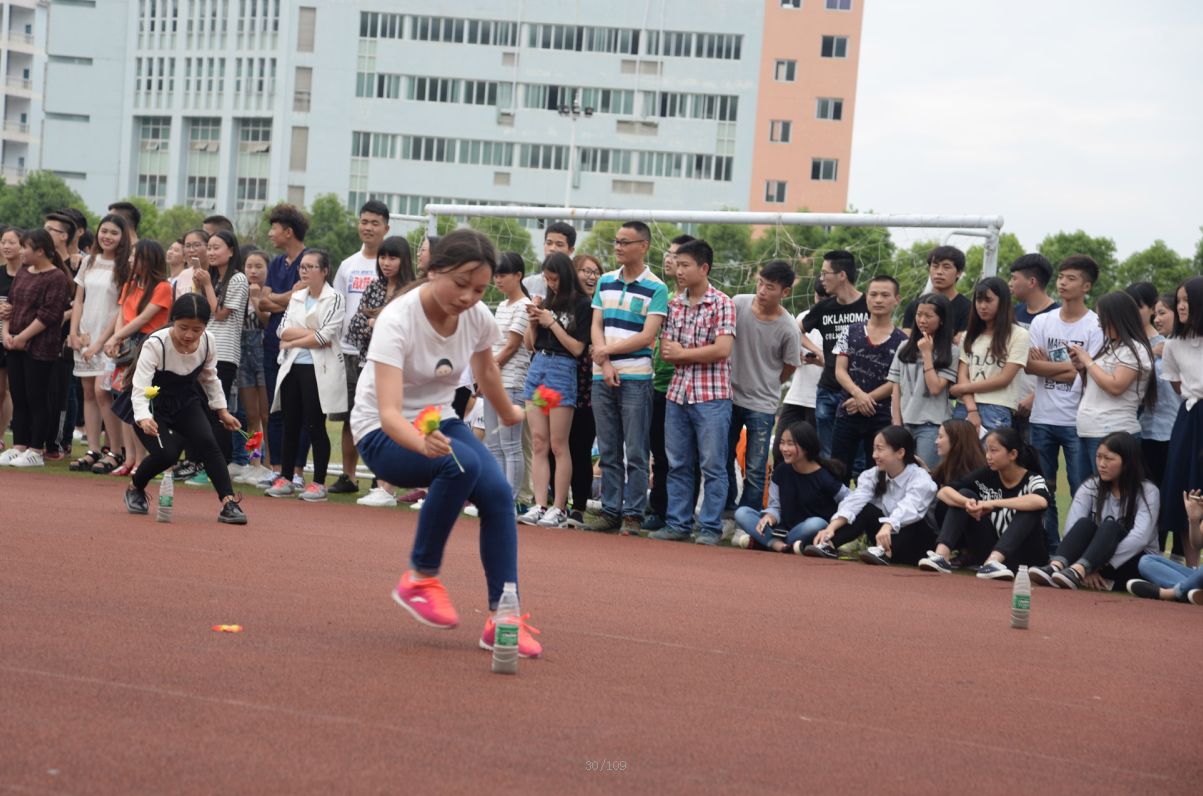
[157,471,174,523]
[1011,565,1031,630]
[491,582,520,675]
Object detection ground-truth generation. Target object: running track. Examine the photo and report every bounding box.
[1,471,1199,795]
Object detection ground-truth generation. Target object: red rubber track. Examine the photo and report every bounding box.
[1,471,1199,795]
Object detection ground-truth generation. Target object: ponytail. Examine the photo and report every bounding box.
[872,426,917,499]
[985,426,1043,475]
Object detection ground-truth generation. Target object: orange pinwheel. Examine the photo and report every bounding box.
[413,405,463,472]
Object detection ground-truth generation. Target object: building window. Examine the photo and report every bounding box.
[821,35,849,58]
[519,144,569,170]
[811,158,838,181]
[826,0,853,9]
[765,181,787,204]
[405,76,461,103]
[637,151,733,182]
[526,24,640,55]
[646,92,737,121]
[412,16,518,46]
[769,120,791,143]
[644,30,741,60]
[137,116,171,207]
[578,148,632,175]
[236,119,271,212]
[187,117,220,209]
[187,176,217,203]
[359,11,403,39]
[236,177,268,211]
[782,0,801,7]
[296,7,316,51]
[816,98,843,120]
[774,60,796,82]
[717,122,736,156]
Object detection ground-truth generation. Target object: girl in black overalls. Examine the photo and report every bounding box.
[115,293,247,524]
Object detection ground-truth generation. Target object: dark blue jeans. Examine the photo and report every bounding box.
[264,348,309,470]
[1030,422,1083,555]
[832,413,890,486]
[357,420,518,610]
[667,398,731,538]
[591,378,654,518]
[814,386,841,459]
[725,403,775,512]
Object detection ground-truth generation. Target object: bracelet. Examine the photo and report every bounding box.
[967,408,979,415]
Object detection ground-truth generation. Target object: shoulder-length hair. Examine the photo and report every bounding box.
[964,277,1016,364]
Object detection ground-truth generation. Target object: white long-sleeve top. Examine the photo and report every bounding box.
[836,463,937,532]
[1063,479,1161,568]
[131,328,226,422]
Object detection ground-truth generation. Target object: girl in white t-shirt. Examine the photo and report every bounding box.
[484,252,531,501]
[350,229,540,659]
[1069,291,1155,473]
[1158,276,1203,568]
[949,277,1030,434]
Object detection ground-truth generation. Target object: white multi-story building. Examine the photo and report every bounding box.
[1,0,48,184]
[41,1,862,221]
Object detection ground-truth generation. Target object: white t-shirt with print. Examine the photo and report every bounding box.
[333,247,380,356]
[493,296,532,390]
[1027,309,1104,426]
[1077,342,1152,437]
[1161,336,1203,410]
[351,287,499,444]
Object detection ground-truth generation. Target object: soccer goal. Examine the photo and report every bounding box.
[418,205,1005,315]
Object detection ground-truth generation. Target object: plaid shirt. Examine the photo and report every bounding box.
[661,285,737,404]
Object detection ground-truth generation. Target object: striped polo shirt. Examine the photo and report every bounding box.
[591,265,670,381]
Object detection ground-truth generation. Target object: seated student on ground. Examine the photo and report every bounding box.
[921,426,1050,580]
[732,421,850,553]
[1127,490,1203,605]
[802,425,938,566]
[927,418,988,565]
[1029,431,1159,591]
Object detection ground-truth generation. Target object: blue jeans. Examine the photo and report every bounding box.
[1079,433,1140,476]
[357,421,517,610]
[832,413,890,486]
[230,392,249,467]
[1138,553,1203,601]
[726,404,775,512]
[952,401,1012,432]
[265,349,309,470]
[1030,421,1083,555]
[734,506,827,549]
[814,386,841,458]
[907,422,941,470]
[591,377,653,518]
[666,398,731,538]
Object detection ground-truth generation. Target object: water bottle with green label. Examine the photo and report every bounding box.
[491,582,520,674]
[1011,565,1030,629]
[157,471,174,523]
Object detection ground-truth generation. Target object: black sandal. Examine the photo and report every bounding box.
[70,450,101,471]
[91,450,124,475]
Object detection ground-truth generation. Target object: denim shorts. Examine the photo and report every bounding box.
[236,329,266,389]
[522,350,578,408]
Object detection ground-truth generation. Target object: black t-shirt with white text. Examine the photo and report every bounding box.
[804,293,870,392]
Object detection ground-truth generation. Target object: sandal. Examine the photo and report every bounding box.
[111,462,134,477]
[70,450,102,471]
[92,450,124,475]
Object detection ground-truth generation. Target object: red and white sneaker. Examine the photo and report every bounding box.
[479,614,542,658]
[392,571,459,629]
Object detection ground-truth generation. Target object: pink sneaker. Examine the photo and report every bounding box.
[479,614,542,658]
[392,571,459,629]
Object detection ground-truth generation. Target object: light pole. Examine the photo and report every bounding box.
[560,97,594,208]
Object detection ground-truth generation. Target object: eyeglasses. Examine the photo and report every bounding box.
[298,265,322,273]
[184,242,206,250]
[578,269,601,278]
[610,238,648,248]
[819,270,836,277]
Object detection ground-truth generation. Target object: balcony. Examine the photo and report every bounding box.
[1,121,32,142]
[4,76,34,98]
[4,32,36,53]
[0,165,28,183]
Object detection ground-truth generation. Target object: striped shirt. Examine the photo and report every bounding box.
[209,271,249,366]
[591,266,669,381]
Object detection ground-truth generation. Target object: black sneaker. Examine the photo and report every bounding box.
[328,473,359,494]
[1030,565,1060,588]
[566,510,586,528]
[1052,567,1083,590]
[173,461,201,480]
[859,545,891,566]
[124,484,149,515]
[1126,579,1161,600]
[801,541,839,559]
[218,497,247,525]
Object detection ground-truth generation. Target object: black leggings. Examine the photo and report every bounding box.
[280,364,329,485]
[1052,516,1127,575]
[937,488,1048,567]
[203,361,238,464]
[829,503,938,566]
[568,404,596,514]
[7,351,55,449]
[133,400,234,500]
[44,353,73,452]
[1141,438,1180,555]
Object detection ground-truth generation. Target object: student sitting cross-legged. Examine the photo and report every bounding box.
[802,425,939,566]
[921,426,1050,580]
[1029,431,1159,591]
[1127,489,1203,605]
[732,421,850,553]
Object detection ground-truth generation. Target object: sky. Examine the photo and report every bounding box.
[849,0,1203,262]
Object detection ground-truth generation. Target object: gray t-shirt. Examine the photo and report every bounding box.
[730,293,802,414]
[887,344,960,426]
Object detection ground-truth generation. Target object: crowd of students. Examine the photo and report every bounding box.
[1,203,1200,607]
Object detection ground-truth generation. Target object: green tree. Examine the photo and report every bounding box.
[963,231,1026,295]
[1037,230,1119,305]
[0,171,95,231]
[468,216,537,265]
[577,221,622,271]
[890,237,942,301]
[1116,240,1193,294]
[118,196,165,241]
[154,205,207,247]
[696,214,752,266]
[304,193,363,271]
[823,211,896,289]
[405,214,457,257]
[1191,226,1203,274]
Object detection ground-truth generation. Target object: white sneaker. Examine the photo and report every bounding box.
[518,505,547,525]
[228,463,249,480]
[73,428,85,441]
[537,507,568,527]
[409,498,425,511]
[257,471,280,489]
[732,531,752,549]
[358,487,398,507]
[0,447,21,465]
[463,504,479,517]
[721,517,737,540]
[292,474,305,488]
[12,449,45,467]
